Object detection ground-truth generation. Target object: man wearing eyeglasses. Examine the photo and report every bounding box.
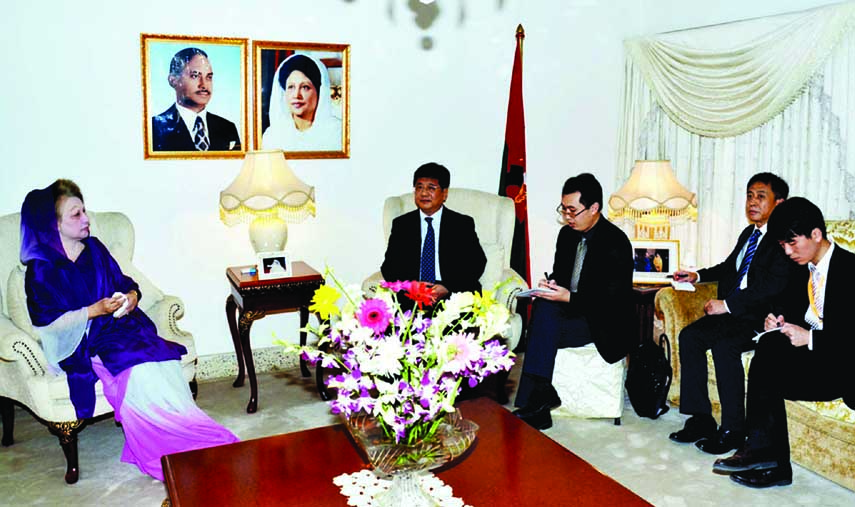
[381,162,486,301]
[513,173,636,430]
[668,173,796,456]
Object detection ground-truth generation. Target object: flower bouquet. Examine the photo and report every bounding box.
[286,269,514,502]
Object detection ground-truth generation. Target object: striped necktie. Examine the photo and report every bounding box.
[420,217,436,283]
[734,229,761,288]
[807,264,824,329]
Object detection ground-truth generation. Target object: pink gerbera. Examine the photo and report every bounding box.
[380,280,411,293]
[358,298,392,335]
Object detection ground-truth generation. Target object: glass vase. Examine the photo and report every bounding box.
[344,409,478,506]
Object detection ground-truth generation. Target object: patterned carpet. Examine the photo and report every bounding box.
[1,358,853,506]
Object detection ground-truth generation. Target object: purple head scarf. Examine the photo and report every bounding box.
[20,183,69,264]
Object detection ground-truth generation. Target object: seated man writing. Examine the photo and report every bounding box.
[513,173,635,430]
[713,197,854,488]
[381,162,486,302]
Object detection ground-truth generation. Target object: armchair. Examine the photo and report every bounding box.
[654,220,855,491]
[0,211,197,484]
[362,188,527,352]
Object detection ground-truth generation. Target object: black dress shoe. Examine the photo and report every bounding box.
[730,466,792,488]
[713,449,778,472]
[515,404,553,430]
[512,384,561,418]
[695,429,745,455]
[669,415,716,444]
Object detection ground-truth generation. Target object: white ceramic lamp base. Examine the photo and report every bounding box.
[249,215,288,253]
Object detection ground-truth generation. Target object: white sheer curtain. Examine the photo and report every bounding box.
[616,2,855,268]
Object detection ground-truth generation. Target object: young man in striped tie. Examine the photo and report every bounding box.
[713,197,853,488]
[669,173,798,455]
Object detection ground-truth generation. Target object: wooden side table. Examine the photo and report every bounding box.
[632,284,664,345]
[225,261,323,413]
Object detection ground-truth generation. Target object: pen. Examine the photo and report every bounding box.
[544,271,551,281]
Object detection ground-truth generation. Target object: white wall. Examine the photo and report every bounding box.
[0,0,834,357]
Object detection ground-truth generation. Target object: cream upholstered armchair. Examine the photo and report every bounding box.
[0,211,197,484]
[362,188,528,352]
[654,220,855,491]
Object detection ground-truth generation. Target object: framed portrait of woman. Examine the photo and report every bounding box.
[141,34,248,159]
[252,40,351,159]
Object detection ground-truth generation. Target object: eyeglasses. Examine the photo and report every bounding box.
[556,204,588,218]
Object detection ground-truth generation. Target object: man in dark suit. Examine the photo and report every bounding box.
[151,48,241,152]
[381,162,486,300]
[713,197,854,488]
[669,173,796,455]
[513,173,635,430]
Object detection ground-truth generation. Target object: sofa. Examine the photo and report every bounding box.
[0,211,197,483]
[654,220,855,491]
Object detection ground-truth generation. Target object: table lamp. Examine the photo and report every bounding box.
[608,160,697,239]
[219,149,316,253]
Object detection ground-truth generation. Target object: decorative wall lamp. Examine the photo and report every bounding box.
[608,160,697,239]
[219,149,316,254]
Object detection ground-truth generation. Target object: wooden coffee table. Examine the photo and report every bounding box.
[162,398,650,506]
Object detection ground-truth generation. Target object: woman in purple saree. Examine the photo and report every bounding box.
[21,179,238,481]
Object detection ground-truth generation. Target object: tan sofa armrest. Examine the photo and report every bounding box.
[0,315,49,377]
[654,282,717,401]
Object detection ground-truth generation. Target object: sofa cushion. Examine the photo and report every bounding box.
[7,266,34,337]
[705,349,855,425]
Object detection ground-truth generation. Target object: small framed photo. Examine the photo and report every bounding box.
[252,40,350,158]
[257,251,290,280]
[631,239,680,284]
[141,33,248,159]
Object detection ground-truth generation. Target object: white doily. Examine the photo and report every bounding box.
[333,469,473,507]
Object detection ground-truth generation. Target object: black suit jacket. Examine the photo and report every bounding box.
[697,225,794,321]
[774,246,855,408]
[381,207,486,294]
[151,104,242,152]
[548,217,635,364]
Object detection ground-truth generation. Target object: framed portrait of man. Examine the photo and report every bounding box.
[141,34,248,159]
[252,40,350,159]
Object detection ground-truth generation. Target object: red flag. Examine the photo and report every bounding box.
[498,25,530,287]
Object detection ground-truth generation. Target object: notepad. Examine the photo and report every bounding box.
[516,287,558,298]
[752,327,782,342]
[670,280,696,292]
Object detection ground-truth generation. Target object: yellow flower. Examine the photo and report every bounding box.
[309,284,341,320]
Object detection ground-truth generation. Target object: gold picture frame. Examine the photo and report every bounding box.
[631,239,680,284]
[252,40,350,159]
[141,33,248,159]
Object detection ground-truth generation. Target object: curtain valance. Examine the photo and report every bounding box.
[625,2,855,138]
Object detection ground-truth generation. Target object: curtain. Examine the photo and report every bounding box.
[616,2,855,268]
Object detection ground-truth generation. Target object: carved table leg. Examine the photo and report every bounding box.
[299,306,311,378]
[1,396,14,446]
[239,310,265,414]
[48,420,85,484]
[226,295,245,388]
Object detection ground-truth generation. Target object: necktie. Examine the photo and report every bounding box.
[570,237,587,293]
[734,229,761,288]
[807,264,824,329]
[193,116,209,151]
[420,217,436,283]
